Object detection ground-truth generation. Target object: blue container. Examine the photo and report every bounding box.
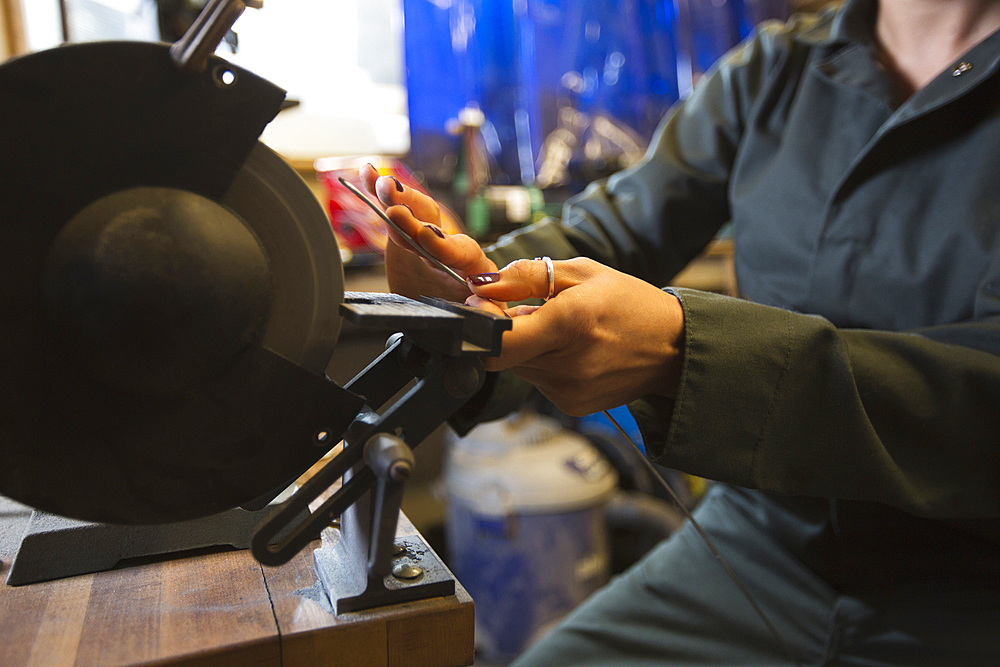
[471,0,543,185]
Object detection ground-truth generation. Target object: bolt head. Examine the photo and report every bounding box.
[389,460,412,482]
[392,563,424,581]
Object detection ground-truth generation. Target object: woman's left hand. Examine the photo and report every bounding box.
[466,257,685,416]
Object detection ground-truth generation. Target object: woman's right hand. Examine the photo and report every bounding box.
[360,163,498,303]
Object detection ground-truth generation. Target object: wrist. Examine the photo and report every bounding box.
[652,290,685,399]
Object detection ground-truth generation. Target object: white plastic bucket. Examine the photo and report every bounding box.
[444,412,618,664]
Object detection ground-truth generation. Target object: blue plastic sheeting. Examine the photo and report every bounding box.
[402,0,787,186]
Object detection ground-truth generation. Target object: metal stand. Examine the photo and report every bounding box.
[5,498,289,586]
[313,435,455,614]
[252,292,510,612]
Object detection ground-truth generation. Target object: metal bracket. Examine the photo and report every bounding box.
[5,500,289,586]
[314,530,456,615]
[170,0,263,74]
[314,434,455,614]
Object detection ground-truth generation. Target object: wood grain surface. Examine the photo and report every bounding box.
[0,502,473,667]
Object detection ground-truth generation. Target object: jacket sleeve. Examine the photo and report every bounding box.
[629,285,1000,520]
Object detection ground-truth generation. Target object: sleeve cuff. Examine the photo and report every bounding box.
[629,288,798,488]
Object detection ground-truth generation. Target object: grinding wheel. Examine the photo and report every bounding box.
[0,42,360,524]
[226,142,344,373]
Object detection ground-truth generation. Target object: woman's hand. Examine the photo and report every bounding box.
[360,164,498,302]
[466,257,685,416]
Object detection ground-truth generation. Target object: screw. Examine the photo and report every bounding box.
[315,430,330,447]
[392,564,423,581]
[393,543,406,557]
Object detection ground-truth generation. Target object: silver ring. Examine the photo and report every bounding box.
[535,256,555,300]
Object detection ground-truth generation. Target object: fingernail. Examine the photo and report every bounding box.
[391,176,404,192]
[425,224,446,239]
[366,162,376,172]
[468,273,501,286]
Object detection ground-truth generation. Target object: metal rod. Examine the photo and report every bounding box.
[58,0,70,43]
[169,0,248,73]
[338,178,469,289]
[601,410,803,667]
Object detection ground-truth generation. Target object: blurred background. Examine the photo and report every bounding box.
[3,0,824,250]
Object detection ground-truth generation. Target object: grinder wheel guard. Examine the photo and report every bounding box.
[0,42,355,524]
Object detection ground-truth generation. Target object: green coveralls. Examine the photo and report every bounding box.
[457,0,1000,663]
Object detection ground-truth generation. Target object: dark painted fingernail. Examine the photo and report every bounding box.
[401,204,414,216]
[425,224,446,239]
[468,273,502,286]
[391,176,404,192]
[366,162,376,172]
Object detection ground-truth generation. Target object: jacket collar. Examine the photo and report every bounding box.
[797,0,1000,120]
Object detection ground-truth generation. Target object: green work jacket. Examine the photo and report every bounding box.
[474,0,1000,592]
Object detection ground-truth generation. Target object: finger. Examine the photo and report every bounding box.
[465,294,508,316]
[374,174,441,224]
[507,304,542,317]
[480,304,569,370]
[385,206,496,277]
[468,257,577,302]
[417,226,497,275]
[384,203,425,243]
[360,162,380,196]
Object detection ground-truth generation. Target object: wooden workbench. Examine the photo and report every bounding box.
[0,499,474,667]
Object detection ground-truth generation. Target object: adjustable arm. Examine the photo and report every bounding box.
[251,295,510,567]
